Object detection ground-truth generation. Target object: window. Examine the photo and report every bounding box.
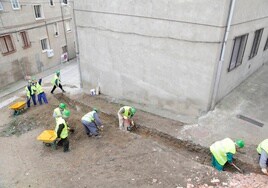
[62,0,68,4]
[65,20,71,32]
[10,0,20,10]
[40,38,49,51]
[34,5,43,19]
[249,28,263,59]
[20,31,31,48]
[0,1,3,11]
[62,45,67,53]
[264,37,268,51]
[0,35,16,55]
[49,0,54,6]
[228,34,248,71]
[53,23,59,36]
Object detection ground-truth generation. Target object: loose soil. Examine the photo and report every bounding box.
[0,91,268,188]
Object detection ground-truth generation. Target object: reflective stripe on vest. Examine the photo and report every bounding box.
[123,106,131,119]
[55,117,68,139]
[210,138,236,166]
[257,139,268,154]
[82,111,95,122]
[35,83,44,95]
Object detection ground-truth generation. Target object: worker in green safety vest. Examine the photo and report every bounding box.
[53,103,66,122]
[210,138,245,171]
[25,80,37,108]
[33,78,48,105]
[117,106,136,131]
[50,70,65,94]
[257,139,268,175]
[55,109,70,152]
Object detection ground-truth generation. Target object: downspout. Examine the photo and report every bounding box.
[72,0,83,88]
[210,0,236,110]
[60,0,68,61]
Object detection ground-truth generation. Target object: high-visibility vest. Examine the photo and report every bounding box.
[55,117,68,139]
[210,138,236,166]
[123,106,131,119]
[51,75,60,86]
[25,86,31,98]
[35,83,44,95]
[54,107,62,122]
[257,139,268,154]
[82,111,95,123]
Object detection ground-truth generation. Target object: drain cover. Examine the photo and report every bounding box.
[237,114,264,127]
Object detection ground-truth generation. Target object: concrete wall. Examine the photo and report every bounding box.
[217,0,268,100]
[0,0,76,88]
[75,0,230,118]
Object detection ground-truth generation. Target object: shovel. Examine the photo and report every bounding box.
[230,162,244,173]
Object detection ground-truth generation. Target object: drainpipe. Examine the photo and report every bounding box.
[210,0,236,110]
[72,0,83,88]
[60,0,68,61]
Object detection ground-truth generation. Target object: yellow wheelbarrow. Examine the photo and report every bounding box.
[37,130,57,150]
[9,101,27,116]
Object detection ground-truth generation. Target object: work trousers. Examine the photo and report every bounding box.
[27,95,37,108]
[81,120,98,136]
[38,92,48,105]
[117,113,130,131]
[57,137,69,152]
[51,84,65,94]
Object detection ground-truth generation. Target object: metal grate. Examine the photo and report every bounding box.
[237,114,264,127]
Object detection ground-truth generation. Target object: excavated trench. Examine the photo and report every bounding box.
[55,94,260,175]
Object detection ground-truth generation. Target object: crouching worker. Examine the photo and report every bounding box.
[257,139,268,175]
[55,110,70,152]
[117,106,136,131]
[81,108,102,138]
[210,138,245,171]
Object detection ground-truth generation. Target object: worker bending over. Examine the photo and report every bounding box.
[117,106,136,131]
[51,70,65,94]
[81,108,103,138]
[210,138,245,171]
[55,110,70,152]
[257,139,268,175]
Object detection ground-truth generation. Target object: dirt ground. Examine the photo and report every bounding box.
[1,91,268,188]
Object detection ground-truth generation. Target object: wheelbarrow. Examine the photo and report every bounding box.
[37,130,57,150]
[9,101,27,116]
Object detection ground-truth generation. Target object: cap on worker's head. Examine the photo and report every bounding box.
[59,103,66,109]
[56,70,60,74]
[93,107,99,112]
[62,110,70,118]
[235,139,245,148]
[130,107,136,115]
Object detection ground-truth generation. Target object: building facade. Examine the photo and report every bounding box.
[0,0,76,88]
[75,0,268,120]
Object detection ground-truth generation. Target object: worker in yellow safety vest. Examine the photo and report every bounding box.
[50,70,65,94]
[257,139,268,175]
[117,106,136,131]
[55,110,70,152]
[25,80,37,108]
[33,78,48,105]
[210,138,245,171]
[81,108,103,138]
[53,103,66,122]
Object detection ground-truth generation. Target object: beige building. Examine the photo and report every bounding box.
[75,0,268,121]
[0,0,76,88]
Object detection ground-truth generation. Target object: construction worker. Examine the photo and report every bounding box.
[55,110,70,152]
[51,70,65,94]
[257,139,268,175]
[53,103,66,122]
[25,80,37,108]
[81,108,103,137]
[117,106,136,131]
[210,138,245,171]
[34,78,48,105]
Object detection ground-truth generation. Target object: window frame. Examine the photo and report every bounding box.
[49,0,54,6]
[40,38,49,52]
[62,0,68,5]
[33,4,44,20]
[228,34,248,72]
[249,28,264,59]
[53,22,59,37]
[65,20,71,32]
[10,0,20,10]
[20,31,31,49]
[0,35,16,55]
[264,36,268,51]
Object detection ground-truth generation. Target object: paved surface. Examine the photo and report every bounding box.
[1,60,267,169]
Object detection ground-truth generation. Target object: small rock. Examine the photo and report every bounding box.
[152,179,157,183]
[187,178,191,182]
[131,179,135,181]
[222,182,228,186]
[211,178,220,183]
